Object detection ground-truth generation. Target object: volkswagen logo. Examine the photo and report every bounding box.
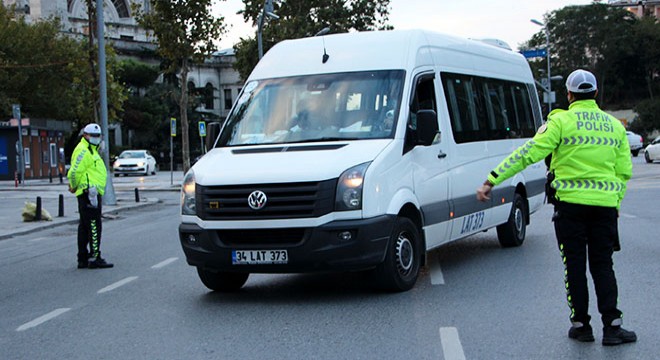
[247,190,267,210]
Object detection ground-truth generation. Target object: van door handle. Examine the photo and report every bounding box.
[437,151,447,159]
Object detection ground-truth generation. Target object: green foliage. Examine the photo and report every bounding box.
[522,3,660,108]
[0,4,126,132]
[133,0,226,172]
[632,98,660,139]
[633,16,660,99]
[117,59,159,91]
[233,0,393,80]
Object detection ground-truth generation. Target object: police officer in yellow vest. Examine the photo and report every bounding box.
[68,123,113,269]
[476,69,636,346]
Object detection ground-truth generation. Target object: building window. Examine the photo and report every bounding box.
[112,0,130,18]
[205,83,215,109]
[24,148,30,167]
[50,143,57,167]
[224,89,233,109]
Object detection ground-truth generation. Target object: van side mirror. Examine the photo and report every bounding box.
[205,121,222,150]
[416,109,439,146]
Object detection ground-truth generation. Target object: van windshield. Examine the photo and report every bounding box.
[217,70,404,146]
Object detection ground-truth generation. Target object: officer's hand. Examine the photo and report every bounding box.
[68,185,76,194]
[476,184,492,202]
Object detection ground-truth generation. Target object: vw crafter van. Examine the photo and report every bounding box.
[179,30,547,292]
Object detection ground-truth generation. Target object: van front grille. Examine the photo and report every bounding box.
[197,179,336,220]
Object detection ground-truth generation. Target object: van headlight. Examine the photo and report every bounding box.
[335,162,370,211]
[181,170,196,215]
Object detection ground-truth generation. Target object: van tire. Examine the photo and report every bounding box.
[374,217,422,292]
[196,268,249,292]
[632,149,640,157]
[496,193,526,247]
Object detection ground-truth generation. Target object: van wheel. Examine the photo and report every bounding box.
[496,193,526,247]
[632,149,640,157]
[374,217,422,292]
[645,151,652,163]
[196,268,249,292]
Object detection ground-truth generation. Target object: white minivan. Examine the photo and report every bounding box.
[179,30,547,292]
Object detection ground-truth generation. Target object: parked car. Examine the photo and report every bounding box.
[626,131,643,157]
[645,136,660,163]
[113,150,157,176]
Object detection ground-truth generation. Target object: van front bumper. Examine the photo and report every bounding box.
[178,215,395,273]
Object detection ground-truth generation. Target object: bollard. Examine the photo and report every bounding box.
[59,172,63,184]
[58,194,64,217]
[14,171,18,188]
[49,171,53,183]
[135,188,140,203]
[35,196,42,221]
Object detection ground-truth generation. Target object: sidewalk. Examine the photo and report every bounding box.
[0,172,183,240]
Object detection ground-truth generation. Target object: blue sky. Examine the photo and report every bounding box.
[213,0,596,51]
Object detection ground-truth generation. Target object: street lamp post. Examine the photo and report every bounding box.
[531,19,553,112]
[257,0,279,59]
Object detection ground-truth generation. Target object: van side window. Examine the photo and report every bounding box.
[441,72,536,143]
[405,75,437,153]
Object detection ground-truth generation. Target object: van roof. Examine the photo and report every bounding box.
[248,29,530,82]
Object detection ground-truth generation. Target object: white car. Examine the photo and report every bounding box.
[626,131,643,157]
[645,136,660,163]
[113,150,157,176]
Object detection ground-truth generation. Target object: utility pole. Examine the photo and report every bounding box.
[96,0,116,205]
[12,104,24,184]
[257,0,279,59]
[531,19,554,112]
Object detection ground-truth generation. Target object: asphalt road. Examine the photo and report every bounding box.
[1,157,658,360]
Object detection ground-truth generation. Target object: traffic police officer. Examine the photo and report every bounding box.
[68,123,113,269]
[476,69,636,346]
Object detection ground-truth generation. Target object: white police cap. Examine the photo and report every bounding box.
[83,123,102,135]
[566,69,597,93]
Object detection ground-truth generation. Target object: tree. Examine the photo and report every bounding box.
[632,98,660,140]
[521,3,640,109]
[233,0,393,80]
[133,0,226,173]
[634,16,660,99]
[1,4,126,162]
[118,59,160,96]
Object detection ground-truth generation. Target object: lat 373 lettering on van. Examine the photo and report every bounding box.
[460,211,485,234]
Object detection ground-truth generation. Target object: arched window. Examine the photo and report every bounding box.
[187,81,196,95]
[112,0,130,18]
[204,83,215,109]
[69,0,130,18]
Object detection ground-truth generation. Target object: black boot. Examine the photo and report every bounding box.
[568,324,594,342]
[602,326,637,346]
[88,257,114,269]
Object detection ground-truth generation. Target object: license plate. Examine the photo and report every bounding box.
[232,250,288,265]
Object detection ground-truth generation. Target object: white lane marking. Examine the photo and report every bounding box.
[151,257,178,269]
[28,237,48,242]
[439,327,466,360]
[428,254,445,285]
[97,276,139,294]
[16,308,71,332]
[619,212,637,219]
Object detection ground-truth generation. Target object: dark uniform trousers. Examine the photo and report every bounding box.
[553,201,622,327]
[77,193,103,261]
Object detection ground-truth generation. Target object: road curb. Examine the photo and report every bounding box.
[0,198,161,241]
